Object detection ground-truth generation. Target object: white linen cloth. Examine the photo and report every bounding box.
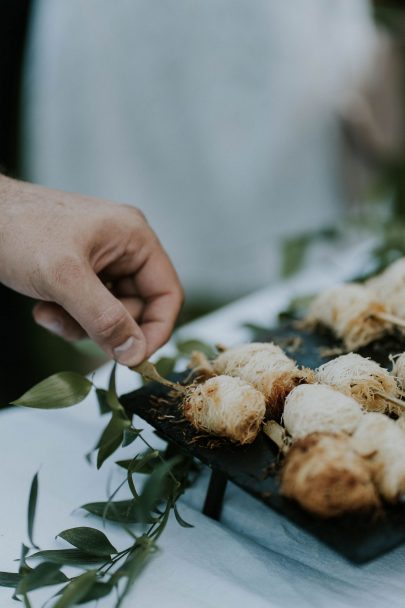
[2,241,405,608]
[21,0,377,301]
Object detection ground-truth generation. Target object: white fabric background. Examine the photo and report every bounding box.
[21,0,377,301]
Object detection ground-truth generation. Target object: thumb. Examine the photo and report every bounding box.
[51,263,147,366]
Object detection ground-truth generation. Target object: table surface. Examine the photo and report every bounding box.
[1,240,405,608]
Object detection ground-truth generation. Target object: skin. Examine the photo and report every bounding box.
[0,175,183,366]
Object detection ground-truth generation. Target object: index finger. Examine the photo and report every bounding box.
[133,245,183,356]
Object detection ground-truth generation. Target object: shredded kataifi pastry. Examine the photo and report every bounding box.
[283,384,363,439]
[213,342,314,418]
[281,432,379,517]
[316,353,399,413]
[306,283,389,350]
[183,375,266,444]
[351,412,405,502]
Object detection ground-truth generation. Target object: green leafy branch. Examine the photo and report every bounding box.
[1,361,200,607]
[149,338,217,380]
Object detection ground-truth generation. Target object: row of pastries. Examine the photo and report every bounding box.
[179,258,405,518]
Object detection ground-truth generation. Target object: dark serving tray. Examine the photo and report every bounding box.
[120,323,405,564]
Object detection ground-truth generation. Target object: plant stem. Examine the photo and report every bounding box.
[138,435,180,488]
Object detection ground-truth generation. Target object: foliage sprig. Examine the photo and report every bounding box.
[2,360,199,607]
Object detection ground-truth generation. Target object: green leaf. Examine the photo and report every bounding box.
[276,294,315,323]
[81,500,154,524]
[16,562,68,594]
[242,322,270,336]
[57,527,117,556]
[106,363,125,414]
[53,571,98,608]
[30,549,106,566]
[125,459,140,500]
[116,450,160,474]
[116,459,134,470]
[116,459,136,471]
[173,504,194,528]
[19,544,32,575]
[114,537,155,608]
[0,572,22,588]
[138,457,181,520]
[11,372,93,409]
[127,471,138,500]
[95,388,110,415]
[281,234,311,277]
[96,414,130,469]
[154,356,177,378]
[150,500,171,541]
[176,339,216,359]
[27,472,39,549]
[132,361,179,389]
[22,593,32,608]
[122,427,141,448]
[76,582,113,604]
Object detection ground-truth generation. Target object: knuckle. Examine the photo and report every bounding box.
[121,204,148,224]
[92,304,129,342]
[132,206,147,224]
[116,206,156,253]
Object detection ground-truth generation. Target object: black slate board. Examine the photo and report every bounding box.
[120,323,405,564]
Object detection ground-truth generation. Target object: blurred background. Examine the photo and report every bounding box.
[0,0,403,402]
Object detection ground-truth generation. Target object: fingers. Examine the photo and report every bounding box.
[33,296,145,343]
[132,247,184,356]
[101,231,183,356]
[48,261,148,365]
[33,302,86,340]
[112,276,138,297]
[140,292,183,356]
[36,205,183,363]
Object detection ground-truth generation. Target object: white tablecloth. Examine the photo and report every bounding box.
[1,241,404,608]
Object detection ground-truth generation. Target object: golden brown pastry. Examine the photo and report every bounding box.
[281,432,379,517]
[316,353,399,413]
[212,342,314,418]
[183,375,266,444]
[367,258,405,322]
[351,412,405,502]
[306,283,389,350]
[391,352,405,392]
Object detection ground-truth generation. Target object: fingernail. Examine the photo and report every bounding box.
[37,318,64,337]
[113,336,143,365]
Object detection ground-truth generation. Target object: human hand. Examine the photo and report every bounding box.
[0,176,183,365]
